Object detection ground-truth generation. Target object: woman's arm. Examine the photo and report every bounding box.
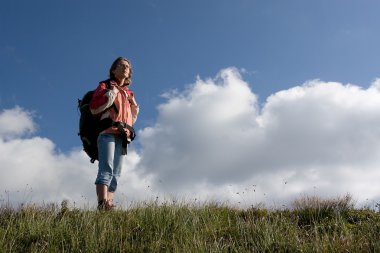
[90,82,119,115]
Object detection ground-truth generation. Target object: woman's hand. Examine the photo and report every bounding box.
[111,85,120,94]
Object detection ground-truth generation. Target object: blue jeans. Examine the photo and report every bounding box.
[95,133,126,192]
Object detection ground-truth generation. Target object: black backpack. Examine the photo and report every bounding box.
[78,92,100,163]
[78,80,136,163]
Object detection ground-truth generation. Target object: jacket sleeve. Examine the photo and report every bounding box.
[131,104,139,124]
[127,89,139,124]
[89,82,118,115]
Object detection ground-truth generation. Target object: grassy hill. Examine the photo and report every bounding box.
[0,195,379,252]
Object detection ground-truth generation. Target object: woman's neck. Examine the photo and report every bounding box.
[114,77,125,86]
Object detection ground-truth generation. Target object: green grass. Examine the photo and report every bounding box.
[0,195,379,252]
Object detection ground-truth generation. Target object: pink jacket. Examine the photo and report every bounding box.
[90,79,139,137]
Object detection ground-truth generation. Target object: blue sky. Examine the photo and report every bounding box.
[2,0,380,151]
[2,0,380,207]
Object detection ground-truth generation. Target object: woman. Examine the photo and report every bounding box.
[90,57,139,210]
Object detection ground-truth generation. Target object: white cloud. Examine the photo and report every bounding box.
[0,106,35,140]
[0,107,149,208]
[2,70,380,209]
[136,68,380,207]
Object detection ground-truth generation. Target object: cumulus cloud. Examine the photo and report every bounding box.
[137,69,380,207]
[0,106,35,139]
[0,107,147,208]
[2,70,380,209]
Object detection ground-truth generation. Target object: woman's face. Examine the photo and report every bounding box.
[113,60,130,81]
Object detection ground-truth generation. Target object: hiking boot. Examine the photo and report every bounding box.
[106,204,116,211]
[97,200,107,211]
[105,200,116,211]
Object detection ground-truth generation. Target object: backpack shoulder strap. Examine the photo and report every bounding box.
[99,79,112,90]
